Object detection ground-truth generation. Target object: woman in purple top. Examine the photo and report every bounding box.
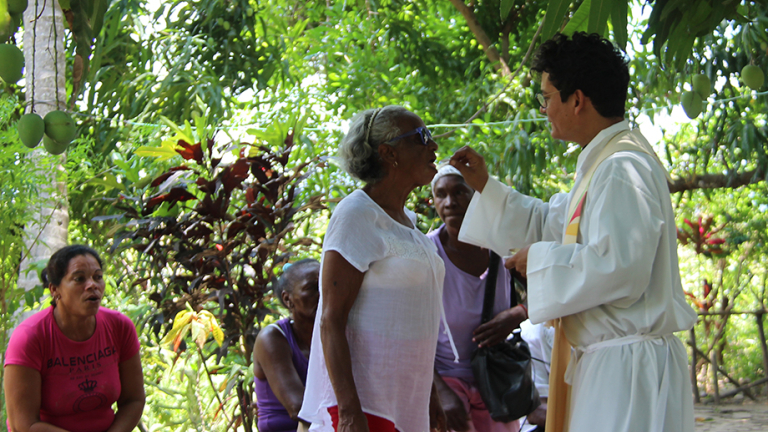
[428,165,528,432]
[253,259,320,432]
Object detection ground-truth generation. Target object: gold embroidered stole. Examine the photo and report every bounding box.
[544,129,671,432]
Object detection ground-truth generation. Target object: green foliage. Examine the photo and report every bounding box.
[94,115,326,428]
[6,0,768,427]
[62,0,113,95]
[0,93,51,428]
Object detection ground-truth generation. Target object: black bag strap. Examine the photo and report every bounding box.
[480,252,501,324]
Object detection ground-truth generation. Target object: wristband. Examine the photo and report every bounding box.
[519,304,528,319]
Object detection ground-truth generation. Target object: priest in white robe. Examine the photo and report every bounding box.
[449,32,697,432]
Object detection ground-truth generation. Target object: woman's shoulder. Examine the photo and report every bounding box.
[5,308,54,365]
[97,307,137,332]
[12,307,54,338]
[254,321,292,360]
[333,190,378,216]
[98,306,132,321]
[328,190,385,232]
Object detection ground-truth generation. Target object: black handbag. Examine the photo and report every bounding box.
[470,252,541,423]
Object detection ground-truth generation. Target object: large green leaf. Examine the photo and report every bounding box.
[500,0,515,19]
[587,0,612,36]
[541,0,572,41]
[610,0,628,50]
[562,0,591,36]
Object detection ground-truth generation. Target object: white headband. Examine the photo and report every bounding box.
[431,163,464,190]
[364,108,382,147]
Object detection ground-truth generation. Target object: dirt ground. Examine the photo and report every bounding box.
[694,398,768,431]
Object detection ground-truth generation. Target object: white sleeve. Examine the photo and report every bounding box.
[520,320,550,398]
[458,177,568,257]
[322,196,388,272]
[527,154,666,323]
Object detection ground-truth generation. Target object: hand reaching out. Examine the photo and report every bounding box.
[473,305,527,348]
[449,146,489,193]
[504,245,530,276]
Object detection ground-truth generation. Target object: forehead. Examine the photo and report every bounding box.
[292,264,320,283]
[541,72,555,92]
[66,254,102,273]
[434,174,470,191]
[395,112,425,132]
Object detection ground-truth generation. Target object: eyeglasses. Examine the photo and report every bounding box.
[536,90,561,109]
[387,126,434,146]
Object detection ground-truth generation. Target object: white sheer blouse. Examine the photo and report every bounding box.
[300,190,446,432]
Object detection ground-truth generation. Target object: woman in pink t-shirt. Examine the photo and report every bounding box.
[3,245,145,432]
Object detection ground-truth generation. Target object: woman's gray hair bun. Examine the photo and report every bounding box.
[338,105,409,184]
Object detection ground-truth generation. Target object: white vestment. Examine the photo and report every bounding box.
[459,121,697,432]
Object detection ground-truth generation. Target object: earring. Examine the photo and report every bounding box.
[394,161,399,168]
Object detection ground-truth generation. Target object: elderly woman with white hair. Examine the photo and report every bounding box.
[299,106,452,432]
[428,165,528,432]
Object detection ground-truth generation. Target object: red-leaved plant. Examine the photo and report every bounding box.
[110,130,325,428]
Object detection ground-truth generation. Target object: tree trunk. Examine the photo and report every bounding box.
[711,348,720,404]
[689,328,700,403]
[17,0,69,294]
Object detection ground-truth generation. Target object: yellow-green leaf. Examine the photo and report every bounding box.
[212,324,224,347]
[171,310,194,331]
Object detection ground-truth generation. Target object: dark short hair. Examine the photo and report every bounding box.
[274,259,320,307]
[531,32,630,118]
[42,245,103,305]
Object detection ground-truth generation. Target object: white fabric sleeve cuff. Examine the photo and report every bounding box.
[458,176,511,257]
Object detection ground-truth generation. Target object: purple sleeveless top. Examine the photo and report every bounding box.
[428,225,512,382]
[255,318,309,432]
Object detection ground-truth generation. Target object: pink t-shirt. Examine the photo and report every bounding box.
[4,307,140,432]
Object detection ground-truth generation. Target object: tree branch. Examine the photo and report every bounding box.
[448,0,512,77]
[669,169,766,193]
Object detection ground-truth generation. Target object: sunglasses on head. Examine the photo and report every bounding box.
[387,126,433,146]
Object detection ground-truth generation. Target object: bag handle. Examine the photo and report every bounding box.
[480,252,501,324]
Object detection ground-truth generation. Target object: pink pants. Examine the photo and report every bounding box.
[442,377,520,432]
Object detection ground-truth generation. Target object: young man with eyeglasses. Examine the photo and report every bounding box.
[449,32,696,432]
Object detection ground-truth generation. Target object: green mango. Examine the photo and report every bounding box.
[43,134,69,155]
[43,110,77,144]
[8,0,27,14]
[741,65,764,90]
[0,43,24,83]
[680,91,703,120]
[692,74,711,99]
[17,113,45,148]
